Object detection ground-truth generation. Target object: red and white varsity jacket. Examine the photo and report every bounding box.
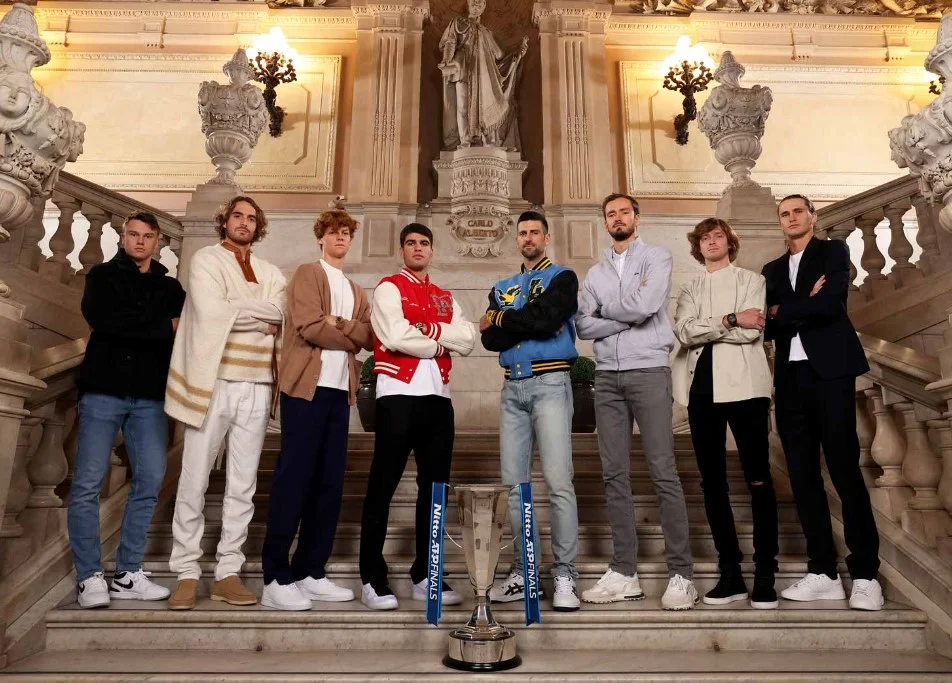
[371,268,476,384]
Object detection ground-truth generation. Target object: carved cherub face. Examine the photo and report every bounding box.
[0,72,33,119]
[468,0,486,19]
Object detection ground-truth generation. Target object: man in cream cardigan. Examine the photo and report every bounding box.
[165,196,287,610]
[672,217,779,610]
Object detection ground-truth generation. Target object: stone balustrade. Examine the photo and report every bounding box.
[22,171,183,289]
[815,174,952,304]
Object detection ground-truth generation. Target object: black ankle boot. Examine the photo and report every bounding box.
[703,569,748,605]
[751,574,778,609]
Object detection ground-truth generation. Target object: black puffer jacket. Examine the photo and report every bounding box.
[78,249,186,400]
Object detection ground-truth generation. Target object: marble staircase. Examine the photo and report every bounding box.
[3,433,951,680]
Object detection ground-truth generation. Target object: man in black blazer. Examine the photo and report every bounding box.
[762,194,882,611]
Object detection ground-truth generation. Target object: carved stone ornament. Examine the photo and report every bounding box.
[889,12,952,233]
[0,3,85,243]
[198,48,268,185]
[698,51,772,187]
[267,0,329,7]
[616,0,952,17]
[447,205,513,258]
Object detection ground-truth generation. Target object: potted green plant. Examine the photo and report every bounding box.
[357,356,376,432]
[570,356,597,433]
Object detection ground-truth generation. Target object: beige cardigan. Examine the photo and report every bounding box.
[671,264,772,406]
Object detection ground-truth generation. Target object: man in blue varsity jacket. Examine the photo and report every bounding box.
[480,210,581,612]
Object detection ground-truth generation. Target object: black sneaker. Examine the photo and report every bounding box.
[750,575,778,610]
[703,571,748,605]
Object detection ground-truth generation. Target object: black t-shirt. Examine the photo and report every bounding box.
[690,343,714,398]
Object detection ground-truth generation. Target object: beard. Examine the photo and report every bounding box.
[227,228,254,246]
[609,223,634,242]
[520,244,544,262]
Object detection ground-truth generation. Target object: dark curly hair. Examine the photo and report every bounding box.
[687,217,740,265]
[214,195,268,244]
[313,210,359,240]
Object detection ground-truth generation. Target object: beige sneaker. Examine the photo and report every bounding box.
[211,575,257,606]
[167,579,198,611]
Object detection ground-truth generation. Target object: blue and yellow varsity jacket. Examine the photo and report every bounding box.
[481,256,579,379]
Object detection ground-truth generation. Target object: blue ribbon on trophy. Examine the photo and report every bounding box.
[426,481,448,626]
[518,482,542,626]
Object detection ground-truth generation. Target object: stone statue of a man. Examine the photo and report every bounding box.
[438,0,528,151]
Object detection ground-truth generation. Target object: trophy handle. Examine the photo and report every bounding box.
[444,528,513,552]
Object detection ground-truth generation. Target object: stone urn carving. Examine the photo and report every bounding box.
[698,51,772,187]
[0,3,85,248]
[889,12,952,234]
[198,49,268,186]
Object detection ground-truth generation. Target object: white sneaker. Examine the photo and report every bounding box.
[296,576,354,603]
[77,572,110,609]
[361,582,399,610]
[412,578,463,606]
[489,571,525,603]
[581,569,645,604]
[261,580,313,611]
[780,573,847,602]
[552,576,580,612]
[109,570,170,601]
[849,578,884,611]
[661,574,699,611]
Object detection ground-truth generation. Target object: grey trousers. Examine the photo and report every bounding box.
[594,367,694,578]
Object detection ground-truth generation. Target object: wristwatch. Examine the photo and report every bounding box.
[726,312,738,329]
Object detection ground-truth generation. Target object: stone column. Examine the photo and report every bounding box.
[867,386,914,521]
[346,0,429,263]
[532,1,613,268]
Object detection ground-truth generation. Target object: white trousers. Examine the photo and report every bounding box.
[169,379,270,581]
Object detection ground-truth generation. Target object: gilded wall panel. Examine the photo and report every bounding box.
[34,53,340,192]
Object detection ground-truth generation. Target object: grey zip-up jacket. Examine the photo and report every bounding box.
[576,237,675,371]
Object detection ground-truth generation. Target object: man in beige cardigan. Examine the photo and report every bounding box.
[166,196,287,610]
[672,217,779,610]
[260,209,373,611]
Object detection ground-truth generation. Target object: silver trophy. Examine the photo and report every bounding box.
[443,484,521,672]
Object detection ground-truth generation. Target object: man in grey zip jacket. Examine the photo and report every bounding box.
[576,192,697,611]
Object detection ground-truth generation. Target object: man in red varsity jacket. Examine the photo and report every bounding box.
[359,223,476,610]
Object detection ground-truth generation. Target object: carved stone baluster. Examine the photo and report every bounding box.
[26,398,71,508]
[857,211,894,299]
[38,194,80,285]
[897,402,942,510]
[73,206,109,289]
[856,383,880,487]
[912,194,942,276]
[933,418,952,517]
[0,416,39,538]
[885,201,918,287]
[828,222,859,292]
[867,387,913,521]
[16,197,47,272]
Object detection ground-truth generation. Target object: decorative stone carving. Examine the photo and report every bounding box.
[616,0,952,16]
[198,49,268,186]
[267,0,329,7]
[447,204,514,258]
[438,0,528,151]
[699,51,772,188]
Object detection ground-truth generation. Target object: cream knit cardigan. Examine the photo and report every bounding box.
[166,244,286,428]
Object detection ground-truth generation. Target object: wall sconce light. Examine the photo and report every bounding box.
[662,36,715,145]
[930,75,945,96]
[246,28,298,137]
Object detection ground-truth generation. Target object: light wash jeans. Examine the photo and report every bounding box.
[68,393,168,582]
[499,371,579,579]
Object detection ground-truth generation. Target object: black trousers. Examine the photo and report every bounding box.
[775,362,880,580]
[359,394,455,586]
[688,395,779,577]
[261,388,350,585]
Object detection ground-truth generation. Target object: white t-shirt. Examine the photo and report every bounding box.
[787,251,809,362]
[611,248,628,276]
[316,259,355,391]
[376,359,450,399]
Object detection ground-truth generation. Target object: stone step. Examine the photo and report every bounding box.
[141,521,809,558]
[41,599,929,654]
[7,648,951,681]
[120,557,832,598]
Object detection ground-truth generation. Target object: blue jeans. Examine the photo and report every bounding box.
[68,393,168,581]
[499,371,578,579]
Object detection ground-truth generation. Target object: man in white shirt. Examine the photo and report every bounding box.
[359,224,476,610]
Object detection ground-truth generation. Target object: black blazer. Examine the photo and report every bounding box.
[762,237,868,387]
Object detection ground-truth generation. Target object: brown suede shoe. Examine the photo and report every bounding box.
[167,579,198,610]
[211,575,257,606]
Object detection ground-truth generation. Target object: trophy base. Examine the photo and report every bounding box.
[443,631,521,672]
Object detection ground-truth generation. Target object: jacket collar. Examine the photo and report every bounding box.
[603,236,644,263]
[521,256,553,273]
[398,267,429,285]
[111,248,168,277]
